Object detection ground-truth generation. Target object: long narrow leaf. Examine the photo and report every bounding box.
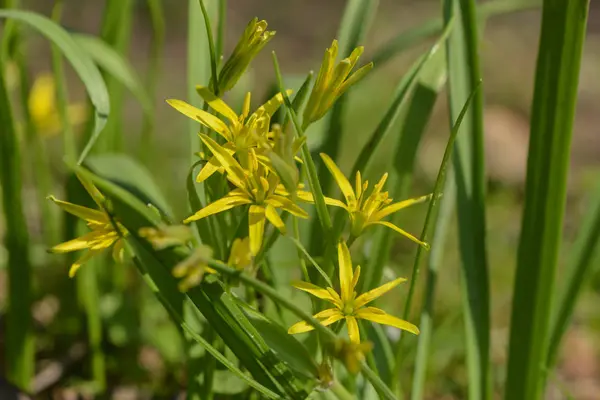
[0,41,34,392]
[442,0,490,397]
[547,180,600,367]
[504,1,590,398]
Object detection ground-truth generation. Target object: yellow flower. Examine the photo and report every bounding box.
[172,245,215,292]
[227,237,253,271]
[217,18,275,94]
[319,153,431,248]
[183,134,311,256]
[303,40,373,127]
[288,241,419,344]
[330,339,373,375]
[166,87,291,182]
[48,174,126,277]
[138,224,193,250]
[28,73,87,136]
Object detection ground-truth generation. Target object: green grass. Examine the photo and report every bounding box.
[504,1,590,399]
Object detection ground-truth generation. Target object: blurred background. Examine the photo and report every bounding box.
[1,0,600,398]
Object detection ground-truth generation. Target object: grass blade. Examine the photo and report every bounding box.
[0,40,34,392]
[411,177,456,400]
[504,1,590,398]
[442,0,490,397]
[96,0,133,153]
[0,9,109,163]
[547,180,600,367]
[393,83,480,393]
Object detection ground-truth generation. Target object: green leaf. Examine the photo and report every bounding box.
[212,370,249,394]
[547,179,600,367]
[73,34,152,115]
[244,307,320,380]
[0,38,34,392]
[0,9,109,163]
[442,0,491,398]
[504,1,590,398]
[411,178,456,400]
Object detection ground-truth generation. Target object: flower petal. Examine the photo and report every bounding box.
[356,307,419,335]
[354,276,407,308]
[51,235,94,253]
[69,249,101,278]
[76,172,106,208]
[295,190,349,209]
[369,220,430,249]
[200,134,247,187]
[265,204,286,234]
[48,196,106,223]
[196,156,222,182]
[254,90,292,119]
[320,153,356,206]
[265,195,309,218]
[292,281,337,304]
[371,193,432,221]
[195,86,238,123]
[184,194,251,223]
[166,99,230,138]
[345,316,360,344]
[248,205,266,255]
[288,308,343,335]
[338,241,354,303]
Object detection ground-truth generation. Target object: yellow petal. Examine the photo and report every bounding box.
[48,196,106,223]
[184,194,251,223]
[356,307,419,335]
[51,235,93,253]
[112,239,125,263]
[195,86,238,123]
[351,265,361,292]
[265,204,286,234]
[337,62,373,97]
[295,191,349,209]
[292,281,338,304]
[200,134,247,187]
[265,195,309,218]
[345,316,360,344]
[166,99,230,138]
[248,205,266,255]
[288,308,343,335]
[69,249,101,278]
[196,155,224,182]
[372,193,432,221]
[254,89,293,118]
[320,153,356,206]
[369,220,430,249]
[338,241,354,303]
[28,74,55,122]
[354,276,407,309]
[76,172,106,209]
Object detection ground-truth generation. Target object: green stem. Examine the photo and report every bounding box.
[197,0,219,95]
[331,380,356,400]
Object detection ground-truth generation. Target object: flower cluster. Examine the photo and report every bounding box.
[48,16,432,384]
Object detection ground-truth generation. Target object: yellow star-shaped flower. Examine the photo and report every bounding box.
[167,87,292,182]
[319,153,431,248]
[183,134,311,256]
[288,241,419,344]
[48,174,126,277]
